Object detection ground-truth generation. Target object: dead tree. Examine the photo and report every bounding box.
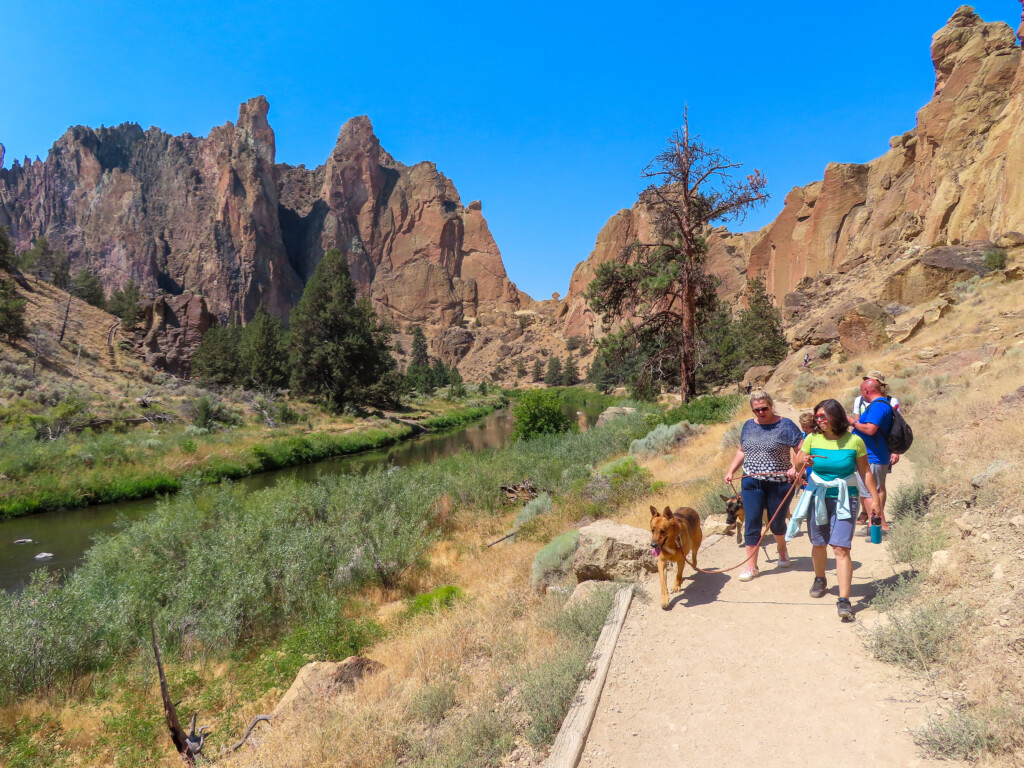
[585,110,769,400]
[151,622,271,764]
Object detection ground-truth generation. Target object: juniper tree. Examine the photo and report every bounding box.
[289,248,396,410]
[586,112,769,401]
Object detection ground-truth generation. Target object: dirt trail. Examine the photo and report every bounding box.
[580,409,952,768]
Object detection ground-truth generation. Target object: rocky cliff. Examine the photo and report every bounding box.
[561,5,1024,331]
[0,99,521,343]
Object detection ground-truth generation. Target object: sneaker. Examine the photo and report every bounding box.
[777,550,793,568]
[809,576,827,598]
[837,598,854,621]
[738,567,759,582]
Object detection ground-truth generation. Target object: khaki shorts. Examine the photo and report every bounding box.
[856,463,890,496]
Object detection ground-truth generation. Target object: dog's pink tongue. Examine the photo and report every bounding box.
[651,546,661,557]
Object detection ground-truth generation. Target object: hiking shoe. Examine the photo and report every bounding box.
[777,550,793,568]
[809,576,827,598]
[738,567,759,582]
[837,598,854,622]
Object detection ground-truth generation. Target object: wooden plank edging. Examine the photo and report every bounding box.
[544,585,634,768]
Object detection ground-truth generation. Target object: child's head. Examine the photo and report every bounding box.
[799,411,815,433]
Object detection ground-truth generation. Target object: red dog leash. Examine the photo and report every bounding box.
[685,458,824,575]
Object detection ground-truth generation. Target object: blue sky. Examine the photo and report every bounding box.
[1,1,1019,299]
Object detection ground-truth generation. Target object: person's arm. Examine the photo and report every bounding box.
[855,454,881,512]
[852,419,879,435]
[890,452,901,465]
[725,448,745,485]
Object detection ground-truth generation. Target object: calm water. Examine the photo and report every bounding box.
[0,402,603,591]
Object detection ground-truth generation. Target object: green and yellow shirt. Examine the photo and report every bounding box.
[801,432,866,497]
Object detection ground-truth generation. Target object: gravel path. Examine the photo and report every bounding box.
[578,430,954,767]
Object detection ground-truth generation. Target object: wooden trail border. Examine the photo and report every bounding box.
[544,586,633,768]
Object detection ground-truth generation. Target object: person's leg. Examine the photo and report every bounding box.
[765,480,794,565]
[807,501,830,596]
[873,464,890,530]
[740,478,765,574]
[855,470,872,523]
[833,546,852,598]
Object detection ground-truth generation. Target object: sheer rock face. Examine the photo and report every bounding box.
[0,97,302,323]
[277,116,520,329]
[0,102,520,345]
[562,7,1024,329]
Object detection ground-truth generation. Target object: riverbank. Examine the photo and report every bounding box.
[0,402,655,767]
[0,394,507,519]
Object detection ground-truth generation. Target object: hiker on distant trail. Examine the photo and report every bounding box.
[798,412,815,484]
[849,371,896,529]
[724,389,803,582]
[803,353,810,367]
[789,398,882,622]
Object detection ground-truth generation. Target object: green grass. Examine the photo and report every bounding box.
[0,397,507,519]
[0,409,651,705]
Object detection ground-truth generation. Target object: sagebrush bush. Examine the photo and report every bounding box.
[983,246,1007,271]
[914,705,998,761]
[889,481,931,521]
[867,600,970,671]
[886,513,946,566]
[530,530,580,589]
[514,492,552,528]
[629,421,702,456]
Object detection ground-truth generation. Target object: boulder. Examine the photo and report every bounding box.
[742,365,775,388]
[838,302,890,354]
[995,231,1024,248]
[273,657,383,718]
[595,406,637,428]
[887,315,925,343]
[929,550,953,579]
[702,514,732,537]
[971,459,1013,489]
[573,520,656,582]
[563,580,616,612]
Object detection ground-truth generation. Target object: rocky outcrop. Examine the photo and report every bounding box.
[748,6,1023,295]
[278,117,520,329]
[138,292,216,374]
[0,97,302,323]
[561,7,1024,335]
[0,99,522,368]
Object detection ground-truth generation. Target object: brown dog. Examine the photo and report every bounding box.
[650,505,703,610]
[720,493,745,544]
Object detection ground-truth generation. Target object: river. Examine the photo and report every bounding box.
[0,402,604,591]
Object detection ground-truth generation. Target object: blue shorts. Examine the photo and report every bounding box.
[807,496,861,549]
[740,477,794,547]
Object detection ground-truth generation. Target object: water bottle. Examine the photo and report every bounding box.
[870,516,883,544]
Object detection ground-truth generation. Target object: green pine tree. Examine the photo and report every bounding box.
[242,305,288,388]
[108,279,142,328]
[289,248,396,410]
[735,275,788,368]
[0,278,27,342]
[561,353,580,386]
[544,355,562,386]
[531,357,545,383]
[191,325,245,385]
[71,269,106,309]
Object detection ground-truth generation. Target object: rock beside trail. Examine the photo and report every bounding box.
[573,520,656,582]
[563,580,617,612]
[595,407,636,428]
[273,657,382,718]
[702,515,733,537]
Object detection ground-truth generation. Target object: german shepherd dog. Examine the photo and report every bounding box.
[720,493,745,544]
[650,505,703,610]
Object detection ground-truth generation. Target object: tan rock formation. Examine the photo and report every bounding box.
[561,7,1024,344]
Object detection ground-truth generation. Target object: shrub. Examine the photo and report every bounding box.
[629,421,702,456]
[405,585,465,618]
[514,493,552,528]
[983,246,1007,271]
[886,513,946,566]
[790,371,828,405]
[721,423,743,449]
[663,394,742,425]
[867,600,970,671]
[530,530,579,589]
[411,677,461,726]
[518,588,614,746]
[889,481,931,521]
[511,389,574,441]
[913,706,998,761]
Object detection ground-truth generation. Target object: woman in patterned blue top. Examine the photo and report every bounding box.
[724,389,803,581]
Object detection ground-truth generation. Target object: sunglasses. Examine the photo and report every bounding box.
[814,413,829,421]
[752,406,771,414]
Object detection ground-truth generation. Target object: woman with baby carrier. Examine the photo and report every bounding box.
[788,398,882,621]
[724,389,803,582]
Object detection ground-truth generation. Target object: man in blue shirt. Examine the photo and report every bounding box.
[849,374,894,528]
